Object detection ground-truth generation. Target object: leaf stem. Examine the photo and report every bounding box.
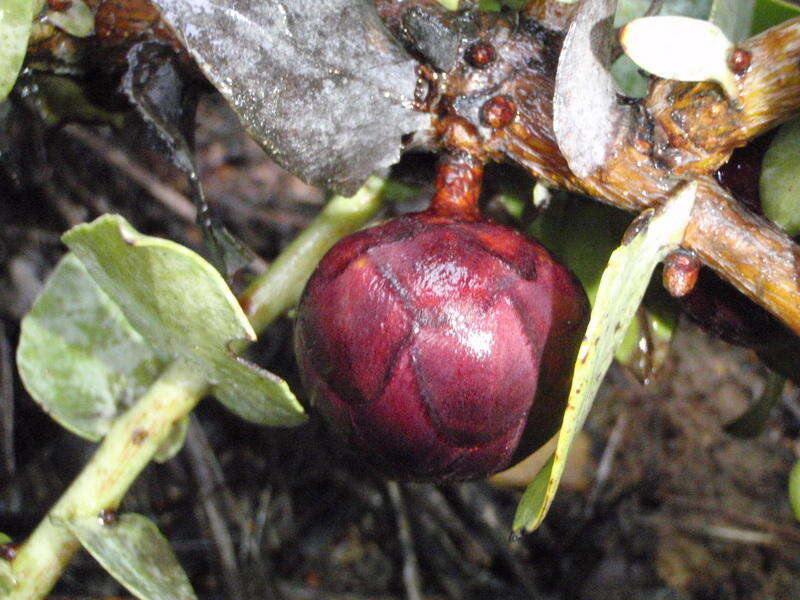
[240,175,385,333]
[6,177,386,599]
[8,360,207,599]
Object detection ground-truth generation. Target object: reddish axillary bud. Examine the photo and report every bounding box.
[480,96,516,129]
[295,213,589,481]
[728,48,752,75]
[663,249,701,298]
[465,41,496,68]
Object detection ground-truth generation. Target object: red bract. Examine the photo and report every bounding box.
[295,213,588,481]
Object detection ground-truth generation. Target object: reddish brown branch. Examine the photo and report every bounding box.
[484,14,800,336]
[685,178,800,336]
[646,19,800,177]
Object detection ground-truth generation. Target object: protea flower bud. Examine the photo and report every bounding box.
[295,212,588,481]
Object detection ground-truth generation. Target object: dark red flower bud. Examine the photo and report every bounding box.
[295,213,588,481]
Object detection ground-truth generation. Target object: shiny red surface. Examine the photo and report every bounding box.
[295,213,588,481]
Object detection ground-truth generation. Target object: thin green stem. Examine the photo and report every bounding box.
[8,361,208,599]
[240,175,385,333]
[5,177,386,599]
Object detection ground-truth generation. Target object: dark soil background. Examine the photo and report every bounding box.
[1,91,800,600]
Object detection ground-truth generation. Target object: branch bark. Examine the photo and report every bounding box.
[27,1,800,333]
[418,7,800,337]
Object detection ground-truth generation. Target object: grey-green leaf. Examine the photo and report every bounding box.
[761,117,800,236]
[514,182,697,533]
[62,215,306,426]
[68,513,197,600]
[790,459,800,520]
[213,356,305,426]
[0,0,35,101]
[17,254,164,441]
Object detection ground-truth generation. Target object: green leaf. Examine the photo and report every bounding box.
[710,0,755,42]
[17,254,164,441]
[153,415,189,463]
[724,372,786,438]
[529,194,678,381]
[0,561,13,596]
[529,194,631,304]
[752,0,800,34]
[511,454,554,532]
[790,459,800,520]
[0,533,15,594]
[514,183,697,533]
[614,306,674,382]
[761,117,800,236]
[45,0,94,37]
[67,513,197,600]
[63,215,306,427]
[0,0,35,102]
[0,534,11,594]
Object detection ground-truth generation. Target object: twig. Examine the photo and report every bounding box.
[184,418,246,600]
[239,487,284,599]
[644,0,664,17]
[385,482,424,600]
[639,514,782,547]
[0,321,15,476]
[782,384,800,423]
[684,178,800,337]
[449,483,542,597]
[662,494,800,545]
[62,124,197,223]
[584,411,629,518]
[410,510,467,600]
[513,16,800,336]
[275,580,397,600]
[403,484,491,566]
